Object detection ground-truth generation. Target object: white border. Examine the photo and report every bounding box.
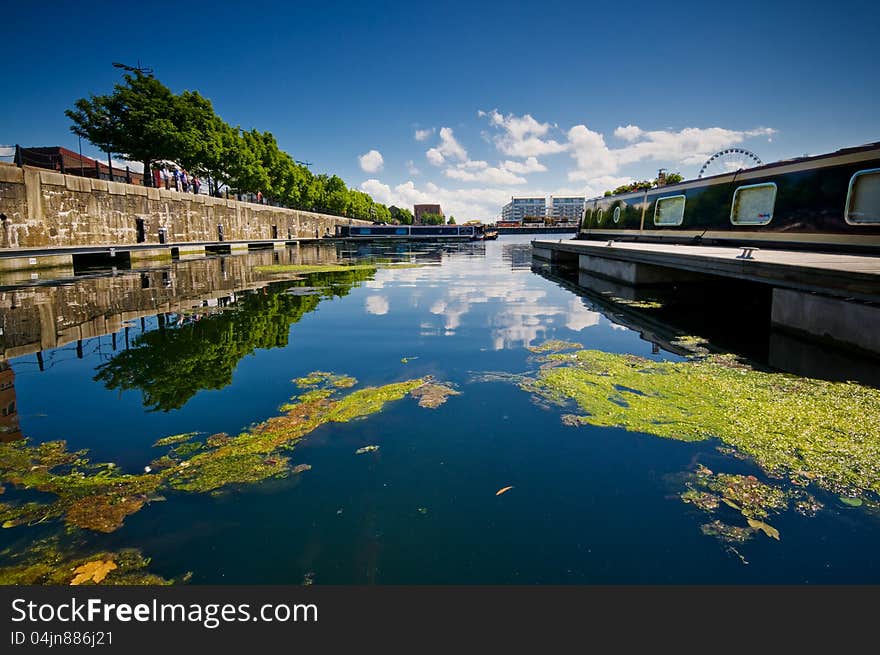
[653,194,686,226]
[730,182,777,226]
[612,206,621,223]
[845,168,880,225]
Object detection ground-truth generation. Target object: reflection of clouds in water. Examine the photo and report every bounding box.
[565,297,601,331]
[365,295,389,315]
[365,280,385,289]
[375,254,604,349]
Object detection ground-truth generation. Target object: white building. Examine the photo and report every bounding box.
[501,197,546,223]
[549,196,585,223]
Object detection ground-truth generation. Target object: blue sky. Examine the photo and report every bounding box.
[2,0,878,219]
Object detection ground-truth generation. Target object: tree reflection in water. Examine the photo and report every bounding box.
[94,267,376,411]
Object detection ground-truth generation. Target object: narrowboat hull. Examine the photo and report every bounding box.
[334,225,476,240]
[577,142,880,253]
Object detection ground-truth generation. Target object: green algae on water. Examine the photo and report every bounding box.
[153,432,200,448]
[525,340,582,354]
[0,537,181,586]
[293,371,356,390]
[0,372,447,531]
[523,348,880,500]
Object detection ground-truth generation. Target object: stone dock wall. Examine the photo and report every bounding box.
[0,242,341,359]
[0,163,370,251]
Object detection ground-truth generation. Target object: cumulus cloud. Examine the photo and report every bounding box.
[501,156,547,174]
[406,160,421,176]
[426,127,468,166]
[414,128,435,141]
[358,149,384,173]
[479,109,568,157]
[567,123,777,181]
[360,178,512,220]
[444,162,527,185]
[613,125,643,141]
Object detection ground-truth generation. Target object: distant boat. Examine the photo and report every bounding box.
[483,228,499,240]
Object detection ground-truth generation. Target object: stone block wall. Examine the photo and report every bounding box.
[0,163,370,250]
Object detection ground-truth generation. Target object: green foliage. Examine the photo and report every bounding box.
[447,216,456,225]
[420,212,445,225]
[603,171,685,196]
[389,206,414,225]
[66,70,394,217]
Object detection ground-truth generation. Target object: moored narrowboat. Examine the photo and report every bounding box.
[577,141,880,253]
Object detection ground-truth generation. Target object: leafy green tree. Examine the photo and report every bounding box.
[373,203,391,223]
[420,212,445,225]
[66,71,182,186]
[388,206,413,225]
[447,216,456,225]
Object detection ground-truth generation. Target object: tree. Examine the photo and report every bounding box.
[65,69,391,213]
[447,216,456,224]
[420,212,445,225]
[66,71,180,186]
[388,206,413,225]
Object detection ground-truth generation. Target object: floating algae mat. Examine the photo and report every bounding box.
[0,371,456,583]
[0,537,182,586]
[522,347,880,500]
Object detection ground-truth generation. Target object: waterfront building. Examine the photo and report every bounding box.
[15,146,144,184]
[413,204,444,224]
[501,197,546,224]
[549,196,585,224]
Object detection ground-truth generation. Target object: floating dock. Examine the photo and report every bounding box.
[533,238,880,356]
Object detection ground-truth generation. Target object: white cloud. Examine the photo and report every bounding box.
[425,127,468,166]
[614,125,643,141]
[107,158,145,173]
[414,128,435,141]
[406,160,421,176]
[444,162,527,185]
[567,123,778,181]
[360,178,512,220]
[363,112,776,221]
[365,295,389,315]
[567,124,617,180]
[358,149,384,173]
[480,109,567,157]
[501,156,547,174]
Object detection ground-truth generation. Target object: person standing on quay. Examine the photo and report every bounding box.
[181,170,189,193]
[172,168,180,191]
[192,176,201,195]
[162,167,170,189]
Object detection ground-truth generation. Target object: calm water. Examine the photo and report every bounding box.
[2,235,880,584]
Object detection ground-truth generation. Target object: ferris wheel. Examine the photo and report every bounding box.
[697,148,763,178]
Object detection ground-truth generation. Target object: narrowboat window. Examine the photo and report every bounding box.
[612,206,621,223]
[596,209,605,224]
[845,168,880,224]
[654,195,685,226]
[731,182,776,225]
